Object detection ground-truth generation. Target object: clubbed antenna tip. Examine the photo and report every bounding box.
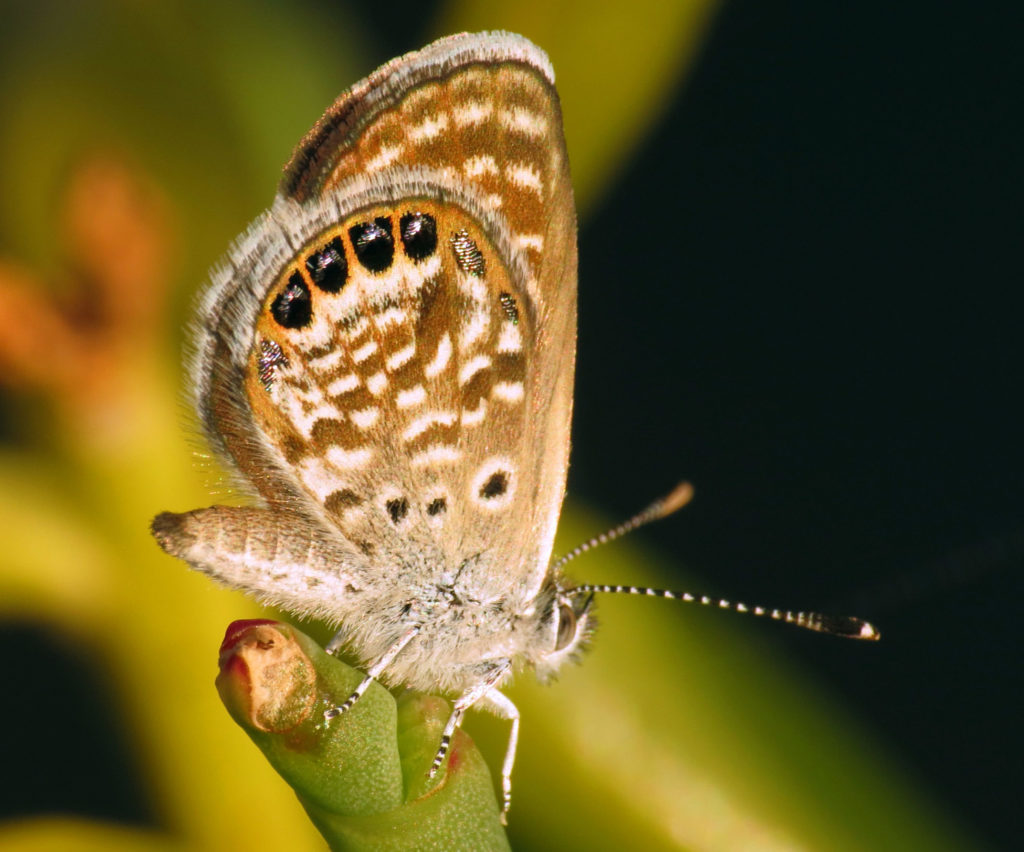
[551,481,693,572]
[657,480,695,519]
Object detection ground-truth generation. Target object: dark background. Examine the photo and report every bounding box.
[4,1,1020,849]
[573,3,1021,850]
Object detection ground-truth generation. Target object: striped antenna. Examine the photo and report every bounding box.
[565,584,880,640]
[550,481,694,572]
[556,481,880,641]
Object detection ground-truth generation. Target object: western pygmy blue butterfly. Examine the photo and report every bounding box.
[151,31,878,820]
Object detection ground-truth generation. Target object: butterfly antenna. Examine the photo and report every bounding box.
[566,582,880,640]
[555,481,879,641]
[550,481,694,572]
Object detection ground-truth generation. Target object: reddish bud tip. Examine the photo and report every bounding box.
[219,619,282,658]
[216,621,317,733]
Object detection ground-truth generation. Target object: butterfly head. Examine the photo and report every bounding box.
[529,581,596,680]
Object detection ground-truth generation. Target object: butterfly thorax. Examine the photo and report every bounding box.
[337,564,591,694]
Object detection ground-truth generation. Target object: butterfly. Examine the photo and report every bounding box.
[151,31,878,821]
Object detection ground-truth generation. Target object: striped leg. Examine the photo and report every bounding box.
[427,662,510,781]
[479,690,520,823]
[324,626,419,721]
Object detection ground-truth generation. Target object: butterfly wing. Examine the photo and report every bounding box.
[185,32,576,617]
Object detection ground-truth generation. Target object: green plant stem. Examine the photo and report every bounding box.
[215,620,510,851]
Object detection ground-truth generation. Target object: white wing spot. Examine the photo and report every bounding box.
[350,407,380,429]
[327,373,360,397]
[282,385,342,438]
[493,381,524,403]
[397,384,426,408]
[309,348,345,373]
[459,272,488,302]
[512,233,544,252]
[497,322,522,354]
[297,458,339,501]
[385,342,416,371]
[415,253,442,281]
[454,101,494,126]
[365,143,404,172]
[286,380,325,405]
[376,306,406,328]
[408,113,448,142]
[459,310,489,351]
[525,276,541,306]
[424,332,452,378]
[499,106,546,138]
[412,445,462,467]
[506,162,543,197]
[325,446,373,469]
[464,155,500,177]
[461,398,487,426]
[459,354,491,386]
[283,393,340,438]
[294,312,334,353]
[366,371,388,396]
[352,340,379,364]
[403,410,457,442]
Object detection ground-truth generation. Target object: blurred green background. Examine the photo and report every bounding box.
[1,1,1018,850]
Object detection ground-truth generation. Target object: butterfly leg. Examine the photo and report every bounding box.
[324,627,348,656]
[478,690,520,823]
[324,625,419,721]
[427,662,511,781]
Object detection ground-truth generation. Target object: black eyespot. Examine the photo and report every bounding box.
[554,603,577,652]
[426,497,447,516]
[350,217,394,272]
[479,471,508,499]
[450,229,486,276]
[400,212,438,261]
[386,497,409,524]
[305,236,348,293]
[270,272,312,329]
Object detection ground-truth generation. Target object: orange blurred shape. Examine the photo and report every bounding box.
[0,152,175,420]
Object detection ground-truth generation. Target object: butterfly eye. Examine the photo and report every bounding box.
[554,602,577,652]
